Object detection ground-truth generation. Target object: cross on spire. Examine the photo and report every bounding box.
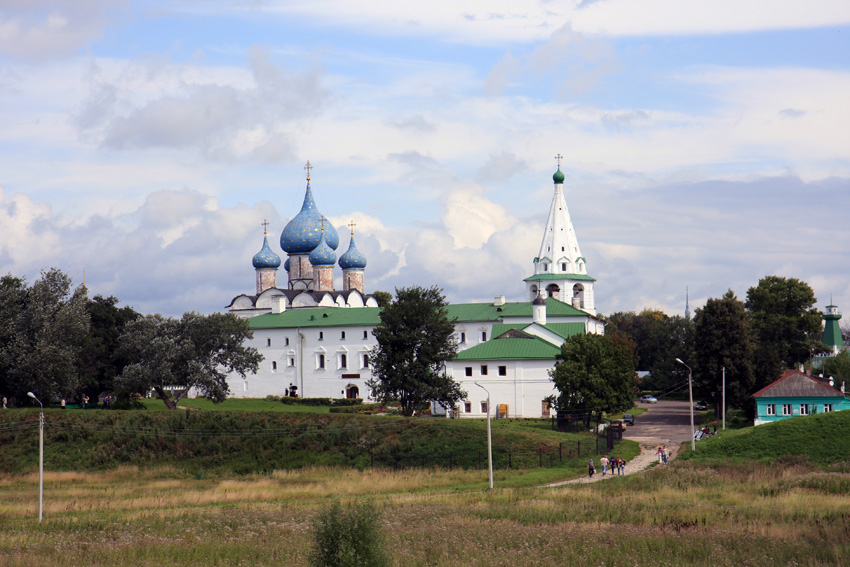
[304,160,313,181]
[348,220,356,236]
[261,219,270,235]
[555,153,563,168]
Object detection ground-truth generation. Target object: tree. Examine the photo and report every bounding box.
[550,333,637,423]
[115,312,262,409]
[820,351,850,385]
[693,290,756,411]
[77,295,141,400]
[745,276,824,369]
[371,290,392,307]
[366,286,465,416]
[0,269,90,404]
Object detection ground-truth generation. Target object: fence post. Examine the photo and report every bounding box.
[577,441,581,457]
[539,448,542,467]
[508,449,512,469]
[559,442,562,462]
[478,451,482,470]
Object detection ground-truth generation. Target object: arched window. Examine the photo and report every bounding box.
[545,284,560,299]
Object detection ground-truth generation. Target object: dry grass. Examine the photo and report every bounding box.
[1,461,849,566]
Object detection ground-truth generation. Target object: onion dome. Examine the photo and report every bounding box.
[553,168,565,184]
[533,295,547,306]
[284,258,290,272]
[309,233,336,266]
[252,235,281,268]
[338,235,367,270]
[280,179,340,254]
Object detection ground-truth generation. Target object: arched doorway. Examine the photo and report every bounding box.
[345,384,360,399]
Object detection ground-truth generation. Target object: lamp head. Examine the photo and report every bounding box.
[675,358,684,365]
[27,392,36,400]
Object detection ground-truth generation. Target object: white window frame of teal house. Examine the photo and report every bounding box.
[782,403,792,416]
[766,404,776,416]
[824,403,833,412]
[800,403,810,415]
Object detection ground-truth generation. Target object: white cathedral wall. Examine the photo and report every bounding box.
[228,325,377,400]
[445,359,557,418]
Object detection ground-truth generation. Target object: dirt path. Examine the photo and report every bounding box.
[545,400,694,486]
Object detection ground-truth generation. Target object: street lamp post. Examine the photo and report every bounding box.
[674,359,696,451]
[474,382,494,489]
[26,392,44,522]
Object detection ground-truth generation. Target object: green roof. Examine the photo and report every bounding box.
[249,307,382,329]
[454,336,561,361]
[446,297,588,322]
[523,273,596,282]
[491,324,532,338]
[543,323,586,339]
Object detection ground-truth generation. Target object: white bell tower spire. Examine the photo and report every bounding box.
[524,155,596,314]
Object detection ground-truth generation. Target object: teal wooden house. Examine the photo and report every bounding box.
[753,370,850,426]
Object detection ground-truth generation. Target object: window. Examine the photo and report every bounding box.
[543,264,548,271]
[782,403,792,416]
[285,337,290,346]
[481,331,487,341]
[271,361,277,371]
[480,365,488,375]
[318,354,325,369]
[766,404,775,416]
[824,403,833,412]
[561,263,566,271]
[542,400,551,418]
[362,354,370,368]
[341,331,346,340]
[340,354,347,369]
[460,332,466,343]
[481,402,488,414]
[363,330,368,339]
[800,403,810,415]
[498,366,507,376]
[319,332,324,341]
[288,357,295,367]
[464,402,472,413]
[465,367,473,377]
[267,338,271,347]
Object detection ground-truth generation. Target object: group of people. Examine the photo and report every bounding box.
[588,455,626,478]
[656,445,670,464]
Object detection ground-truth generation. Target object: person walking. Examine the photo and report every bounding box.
[588,458,595,478]
[662,445,669,464]
[618,458,626,476]
[657,446,663,463]
[600,455,609,477]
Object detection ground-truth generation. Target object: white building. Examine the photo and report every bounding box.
[226,161,603,416]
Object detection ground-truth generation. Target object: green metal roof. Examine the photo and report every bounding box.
[543,323,586,339]
[249,307,382,329]
[523,273,596,282]
[454,336,561,361]
[491,324,531,338]
[446,297,588,322]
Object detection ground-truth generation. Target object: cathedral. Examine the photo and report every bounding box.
[225,159,603,417]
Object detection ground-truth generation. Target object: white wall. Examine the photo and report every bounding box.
[446,359,557,418]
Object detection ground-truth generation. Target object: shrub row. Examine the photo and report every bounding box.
[264,396,364,407]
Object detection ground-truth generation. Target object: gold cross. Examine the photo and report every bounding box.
[261,219,270,235]
[304,160,313,180]
[348,220,356,236]
[555,153,563,168]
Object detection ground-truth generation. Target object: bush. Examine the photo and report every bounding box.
[275,397,364,407]
[309,500,390,567]
[329,403,383,414]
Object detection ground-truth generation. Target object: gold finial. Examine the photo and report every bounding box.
[555,153,563,168]
[320,215,326,233]
[348,220,356,236]
[261,219,270,236]
[304,160,313,181]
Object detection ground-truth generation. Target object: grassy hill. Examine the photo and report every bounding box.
[679,409,850,466]
[0,406,628,476]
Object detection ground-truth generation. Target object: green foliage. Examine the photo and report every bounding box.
[746,276,825,371]
[371,290,393,307]
[77,295,140,399]
[309,500,390,567]
[116,312,262,409]
[367,286,465,416]
[693,290,756,410]
[820,350,850,383]
[550,333,637,416]
[0,269,90,404]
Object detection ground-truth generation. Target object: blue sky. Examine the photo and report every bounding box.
[1,0,849,320]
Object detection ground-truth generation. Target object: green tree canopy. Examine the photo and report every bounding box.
[371,290,393,307]
[820,351,850,385]
[366,285,465,416]
[550,333,637,420]
[0,269,90,405]
[115,312,262,409]
[693,290,756,410]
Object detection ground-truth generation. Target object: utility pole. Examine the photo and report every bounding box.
[722,367,726,430]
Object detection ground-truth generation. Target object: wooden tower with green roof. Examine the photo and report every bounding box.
[524,155,596,315]
[823,303,844,354]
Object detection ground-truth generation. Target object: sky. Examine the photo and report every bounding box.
[1,1,849,319]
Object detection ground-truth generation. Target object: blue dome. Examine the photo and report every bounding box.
[280,181,340,254]
[252,236,281,268]
[338,235,367,270]
[309,233,336,266]
[284,258,290,272]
